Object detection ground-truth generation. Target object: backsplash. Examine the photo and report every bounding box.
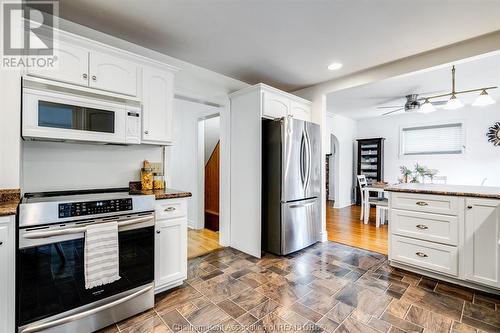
[22,141,163,193]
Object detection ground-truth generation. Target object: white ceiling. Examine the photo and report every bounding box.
[326,53,500,119]
[52,0,500,91]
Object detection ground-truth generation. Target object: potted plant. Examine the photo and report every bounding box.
[414,163,427,183]
[400,166,412,183]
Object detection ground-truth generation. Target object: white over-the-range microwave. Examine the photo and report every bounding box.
[22,83,142,145]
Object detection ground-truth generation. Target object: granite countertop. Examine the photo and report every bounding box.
[386,183,500,200]
[0,189,21,216]
[130,188,192,200]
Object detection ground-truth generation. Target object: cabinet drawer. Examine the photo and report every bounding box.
[391,235,458,276]
[156,199,187,220]
[391,192,459,216]
[391,209,458,245]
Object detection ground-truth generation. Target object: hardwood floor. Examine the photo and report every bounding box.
[188,228,223,259]
[326,201,388,255]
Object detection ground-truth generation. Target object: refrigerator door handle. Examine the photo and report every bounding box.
[304,127,312,191]
[288,199,316,208]
[300,132,306,188]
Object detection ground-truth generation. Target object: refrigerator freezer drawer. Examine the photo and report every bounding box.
[282,198,320,254]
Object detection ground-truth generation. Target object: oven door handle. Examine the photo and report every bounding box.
[20,285,153,333]
[23,216,153,239]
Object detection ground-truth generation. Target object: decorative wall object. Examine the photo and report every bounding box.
[486,121,500,146]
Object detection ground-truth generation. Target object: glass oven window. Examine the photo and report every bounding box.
[17,226,154,326]
[38,101,116,134]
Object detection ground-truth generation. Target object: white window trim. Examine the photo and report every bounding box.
[398,119,466,158]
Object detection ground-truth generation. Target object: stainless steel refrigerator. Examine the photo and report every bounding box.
[262,117,321,255]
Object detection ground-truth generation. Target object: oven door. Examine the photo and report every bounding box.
[22,88,127,144]
[17,213,154,328]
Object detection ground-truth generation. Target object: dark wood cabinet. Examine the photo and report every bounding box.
[356,138,385,205]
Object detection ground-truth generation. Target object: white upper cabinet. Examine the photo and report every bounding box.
[27,36,138,97]
[289,100,312,121]
[89,51,138,96]
[464,198,500,288]
[27,39,89,86]
[142,66,174,144]
[262,91,290,119]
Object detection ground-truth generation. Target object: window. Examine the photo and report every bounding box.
[401,123,464,155]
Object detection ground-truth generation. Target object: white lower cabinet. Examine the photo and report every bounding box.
[464,198,500,288]
[390,194,500,291]
[0,216,15,333]
[154,199,188,293]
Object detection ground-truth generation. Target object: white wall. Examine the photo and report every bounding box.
[167,99,220,229]
[357,105,500,186]
[325,113,357,208]
[204,116,220,165]
[22,141,162,192]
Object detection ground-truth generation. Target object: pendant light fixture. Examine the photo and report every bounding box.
[473,89,496,106]
[445,94,464,110]
[421,65,497,110]
[419,99,436,113]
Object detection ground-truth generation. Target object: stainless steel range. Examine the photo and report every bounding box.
[17,189,156,333]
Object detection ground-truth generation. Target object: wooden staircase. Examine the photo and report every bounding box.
[205,141,220,231]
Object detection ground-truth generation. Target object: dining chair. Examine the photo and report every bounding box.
[357,175,388,225]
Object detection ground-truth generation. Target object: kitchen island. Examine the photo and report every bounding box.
[387,183,500,293]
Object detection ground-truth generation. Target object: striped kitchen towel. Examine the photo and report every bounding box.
[84,221,121,289]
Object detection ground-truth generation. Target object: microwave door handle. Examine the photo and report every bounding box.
[20,285,153,333]
[23,216,153,239]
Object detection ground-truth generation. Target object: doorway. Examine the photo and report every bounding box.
[168,98,226,259]
[187,114,223,259]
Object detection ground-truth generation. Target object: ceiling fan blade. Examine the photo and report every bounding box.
[382,107,405,116]
[377,106,403,109]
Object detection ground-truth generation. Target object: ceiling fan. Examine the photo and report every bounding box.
[377,94,446,116]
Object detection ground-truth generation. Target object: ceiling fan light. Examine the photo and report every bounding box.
[419,99,436,113]
[473,90,496,107]
[444,94,464,110]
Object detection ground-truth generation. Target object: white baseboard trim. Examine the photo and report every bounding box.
[333,202,354,209]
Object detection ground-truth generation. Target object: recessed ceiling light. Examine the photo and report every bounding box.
[328,62,343,71]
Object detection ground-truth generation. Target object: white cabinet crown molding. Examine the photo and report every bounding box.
[229,83,312,105]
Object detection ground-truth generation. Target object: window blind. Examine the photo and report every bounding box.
[402,123,464,155]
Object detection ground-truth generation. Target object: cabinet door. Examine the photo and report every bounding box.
[142,67,174,144]
[155,218,187,290]
[27,38,89,86]
[262,91,290,119]
[0,217,14,333]
[289,101,312,121]
[89,51,138,96]
[464,198,500,288]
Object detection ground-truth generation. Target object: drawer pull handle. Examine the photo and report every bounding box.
[416,224,428,230]
[415,252,428,258]
[416,201,428,206]
[164,207,176,212]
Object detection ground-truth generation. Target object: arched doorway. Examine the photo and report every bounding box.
[328,134,340,206]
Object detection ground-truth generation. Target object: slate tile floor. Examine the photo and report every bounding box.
[99,242,500,333]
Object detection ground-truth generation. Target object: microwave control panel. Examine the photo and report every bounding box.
[58,198,133,218]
